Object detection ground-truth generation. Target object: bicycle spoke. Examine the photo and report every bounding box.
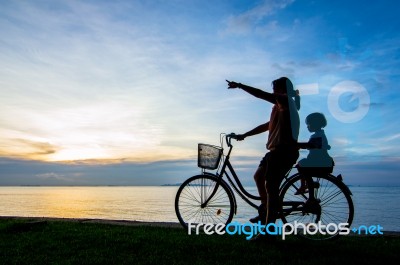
[280,174,354,240]
[175,175,234,229]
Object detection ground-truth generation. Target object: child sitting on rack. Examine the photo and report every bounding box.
[296,112,334,195]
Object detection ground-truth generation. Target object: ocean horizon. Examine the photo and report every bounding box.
[0,185,399,231]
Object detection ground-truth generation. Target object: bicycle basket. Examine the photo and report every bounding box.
[198,143,223,170]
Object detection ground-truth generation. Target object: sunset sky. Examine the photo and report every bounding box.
[1,0,399,185]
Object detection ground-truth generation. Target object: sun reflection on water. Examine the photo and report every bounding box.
[0,186,179,222]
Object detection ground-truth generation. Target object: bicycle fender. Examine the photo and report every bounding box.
[280,173,301,191]
[330,174,353,196]
[281,173,353,196]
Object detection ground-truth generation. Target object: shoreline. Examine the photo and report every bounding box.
[1,216,399,237]
[0,216,182,228]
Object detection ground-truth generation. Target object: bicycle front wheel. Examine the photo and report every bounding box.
[279,173,354,240]
[175,174,235,230]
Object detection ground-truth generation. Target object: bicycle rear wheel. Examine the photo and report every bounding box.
[175,174,235,230]
[279,173,354,240]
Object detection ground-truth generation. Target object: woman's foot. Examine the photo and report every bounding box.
[294,186,308,195]
[249,203,267,225]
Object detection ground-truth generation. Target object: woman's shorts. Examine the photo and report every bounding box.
[259,149,299,181]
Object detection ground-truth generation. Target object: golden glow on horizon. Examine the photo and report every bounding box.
[0,97,200,163]
[0,132,195,163]
[0,103,195,163]
[0,139,195,163]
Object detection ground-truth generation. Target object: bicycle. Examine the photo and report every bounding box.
[175,133,354,240]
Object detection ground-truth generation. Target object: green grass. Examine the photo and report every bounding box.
[0,218,399,265]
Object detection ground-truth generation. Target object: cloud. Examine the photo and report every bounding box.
[0,157,198,186]
[1,0,304,163]
[381,133,400,143]
[0,138,59,160]
[0,0,399,186]
[16,139,58,155]
[223,0,295,35]
[35,172,84,184]
[1,155,399,186]
[332,156,400,185]
[0,1,222,162]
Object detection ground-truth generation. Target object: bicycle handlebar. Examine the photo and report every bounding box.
[225,133,238,147]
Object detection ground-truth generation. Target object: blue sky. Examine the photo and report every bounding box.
[0,0,399,185]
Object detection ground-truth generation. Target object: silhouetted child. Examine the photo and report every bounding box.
[296,112,333,195]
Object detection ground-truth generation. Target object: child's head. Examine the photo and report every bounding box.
[305,112,327,132]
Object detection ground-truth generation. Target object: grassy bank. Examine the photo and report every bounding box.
[0,218,399,265]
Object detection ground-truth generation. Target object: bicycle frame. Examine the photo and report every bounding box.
[201,134,293,210]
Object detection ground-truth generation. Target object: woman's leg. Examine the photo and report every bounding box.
[254,165,268,205]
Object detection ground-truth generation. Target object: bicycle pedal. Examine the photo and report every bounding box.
[313,182,320,189]
[303,199,321,213]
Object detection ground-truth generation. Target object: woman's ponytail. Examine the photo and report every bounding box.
[294,90,301,110]
[283,77,301,110]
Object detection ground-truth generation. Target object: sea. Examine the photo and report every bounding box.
[0,186,399,231]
